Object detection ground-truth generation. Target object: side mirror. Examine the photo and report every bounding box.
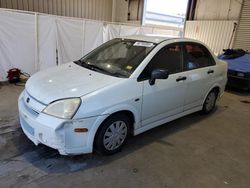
[149,69,169,85]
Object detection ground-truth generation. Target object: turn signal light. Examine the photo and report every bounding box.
[74,128,88,133]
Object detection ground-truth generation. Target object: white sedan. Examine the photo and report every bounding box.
[18,35,227,155]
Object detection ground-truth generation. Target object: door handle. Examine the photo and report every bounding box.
[207,70,214,74]
[176,76,187,82]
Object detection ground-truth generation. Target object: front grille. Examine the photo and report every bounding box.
[227,76,250,90]
[23,99,39,118]
[228,70,250,79]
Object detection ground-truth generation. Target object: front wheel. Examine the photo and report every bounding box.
[94,114,130,155]
[202,90,218,114]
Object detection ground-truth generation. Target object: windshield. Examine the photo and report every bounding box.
[74,38,155,78]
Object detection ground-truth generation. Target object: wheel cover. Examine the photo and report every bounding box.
[103,120,128,151]
[205,92,216,111]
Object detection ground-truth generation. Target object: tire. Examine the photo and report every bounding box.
[201,90,218,114]
[94,113,131,155]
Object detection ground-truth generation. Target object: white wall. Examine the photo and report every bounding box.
[0,8,182,81]
[185,0,242,56]
[194,0,242,20]
[185,20,237,54]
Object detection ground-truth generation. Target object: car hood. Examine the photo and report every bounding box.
[25,62,123,104]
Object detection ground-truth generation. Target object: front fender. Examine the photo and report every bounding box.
[85,104,141,150]
[101,103,141,129]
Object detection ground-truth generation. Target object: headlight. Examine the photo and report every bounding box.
[43,98,81,119]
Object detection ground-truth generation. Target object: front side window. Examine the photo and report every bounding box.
[139,44,182,80]
[183,43,215,71]
[75,39,155,78]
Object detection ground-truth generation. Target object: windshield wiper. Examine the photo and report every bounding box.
[85,63,107,72]
[73,59,82,65]
[74,60,127,78]
[76,60,111,75]
[111,72,127,78]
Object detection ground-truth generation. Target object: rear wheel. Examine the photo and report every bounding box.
[202,90,218,114]
[94,114,130,155]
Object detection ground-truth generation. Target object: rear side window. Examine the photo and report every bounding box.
[183,43,215,71]
[139,44,182,80]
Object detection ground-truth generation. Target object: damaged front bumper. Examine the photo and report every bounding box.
[18,91,105,155]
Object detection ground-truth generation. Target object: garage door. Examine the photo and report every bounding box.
[233,0,250,51]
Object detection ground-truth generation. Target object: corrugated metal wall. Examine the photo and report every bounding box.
[233,0,250,51]
[194,0,242,20]
[185,20,237,54]
[0,0,113,21]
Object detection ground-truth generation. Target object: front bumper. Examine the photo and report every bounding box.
[18,91,106,155]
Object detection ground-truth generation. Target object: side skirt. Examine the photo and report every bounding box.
[134,106,202,136]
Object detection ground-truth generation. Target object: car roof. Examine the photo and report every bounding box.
[122,34,172,44]
[121,34,202,45]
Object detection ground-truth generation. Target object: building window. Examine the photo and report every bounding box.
[143,0,189,29]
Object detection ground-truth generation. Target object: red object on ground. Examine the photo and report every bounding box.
[7,68,21,83]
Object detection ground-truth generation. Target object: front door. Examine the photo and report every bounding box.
[139,43,187,126]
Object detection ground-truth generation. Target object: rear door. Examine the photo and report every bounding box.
[182,42,216,111]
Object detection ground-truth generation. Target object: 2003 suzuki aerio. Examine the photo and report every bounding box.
[19,35,227,155]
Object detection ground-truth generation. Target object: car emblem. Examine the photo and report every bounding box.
[26,97,30,103]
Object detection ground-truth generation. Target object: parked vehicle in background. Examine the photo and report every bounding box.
[218,49,250,90]
[18,35,227,155]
